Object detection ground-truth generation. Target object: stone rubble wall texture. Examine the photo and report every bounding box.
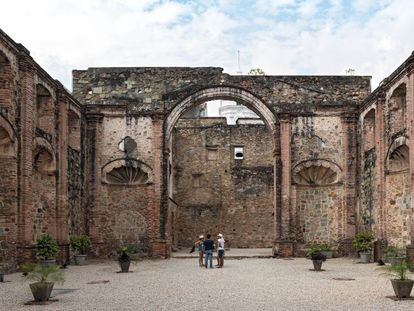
[0,30,83,268]
[1,26,414,264]
[172,118,274,248]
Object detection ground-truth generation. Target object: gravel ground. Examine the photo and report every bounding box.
[1,258,413,311]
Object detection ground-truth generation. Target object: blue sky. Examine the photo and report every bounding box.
[1,0,413,89]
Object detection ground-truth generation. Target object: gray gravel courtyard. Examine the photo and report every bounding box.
[1,257,413,311]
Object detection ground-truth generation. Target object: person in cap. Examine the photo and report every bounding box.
[216,233,225,268]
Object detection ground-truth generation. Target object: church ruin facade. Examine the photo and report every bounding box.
[1,28,414,266]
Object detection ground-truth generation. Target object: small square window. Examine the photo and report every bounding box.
[234,147,244,159]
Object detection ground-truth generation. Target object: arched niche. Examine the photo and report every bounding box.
[362,108,375,152]
[293,159,342,186]
[388,83,406,132]
[0,50,13,113]
[386,136,409,173]
[36,84,54,134]
[102,158,153,185]
[33,137,56,175]
[68,109,81,150]
[0,115,16,157]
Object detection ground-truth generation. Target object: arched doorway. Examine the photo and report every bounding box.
[163,86,278,252]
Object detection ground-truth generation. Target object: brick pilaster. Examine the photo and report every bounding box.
[341,114,358,241]
[17,55,35,249]
[56,92,69,243]
[85,113,104,248]
[375,96,386,239]
[406,64,414,247]
[275,114,294,256]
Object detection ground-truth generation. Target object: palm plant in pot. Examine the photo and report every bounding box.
[352,232,374,263]
[385,246,406,266]
[70,235,91,265]
[377,260,414,298]
[116,245,137,273]
[21,263,64,302]
[307,245,327,271]
[36,234,59,267]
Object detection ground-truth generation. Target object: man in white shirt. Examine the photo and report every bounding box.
[217,233,225,268]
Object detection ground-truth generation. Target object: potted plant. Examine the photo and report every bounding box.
[21,263,64,302]
[307,245,327,271]
[116,245,137,273]
[36,234,59,267]
[352,232,374,263]
[378,260,414,298]
[385,246,406,266]
[320,244,333,259]
[70,235,91,265]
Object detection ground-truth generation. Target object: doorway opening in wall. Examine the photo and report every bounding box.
[166,93,276,252]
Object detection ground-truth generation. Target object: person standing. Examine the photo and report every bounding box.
[217,233,225,268]
[203,234,214,269]
[195,235,204,267]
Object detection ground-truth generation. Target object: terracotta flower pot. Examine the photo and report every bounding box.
[29,282,54,302]
[391,279,414,298]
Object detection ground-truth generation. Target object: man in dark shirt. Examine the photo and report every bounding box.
[203,234,215,268]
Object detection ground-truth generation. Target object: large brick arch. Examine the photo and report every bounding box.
[163,86,279,255]
[165,86,277,142]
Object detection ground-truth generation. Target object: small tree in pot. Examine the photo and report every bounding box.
[352,233,374,263]
[385,246,406,266]
[35,234,59,267]
[116,245,137,273]
[70,235,91,265]
[21,263,64,302]
[378,261,414,298]
[307,245,327,271]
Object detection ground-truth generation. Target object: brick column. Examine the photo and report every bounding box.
[275,114,294,257]
[149,116,169,258]
[17,56,35,260]
[339,114,357,255]
[56,93,69,244]
[374,96,386,240]
[85,113,104,253]
[406,64,414,262]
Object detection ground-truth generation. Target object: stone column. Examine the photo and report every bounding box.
[275,114,294,257]
[340,114,358,256]
[85,113,104,254]
[406,64,414,262]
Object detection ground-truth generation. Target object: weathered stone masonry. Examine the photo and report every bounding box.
[1,27,414,265]
[0,29,83,268]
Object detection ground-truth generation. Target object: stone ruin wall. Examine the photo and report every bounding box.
[3,26,414,264]
[172,118,274,248]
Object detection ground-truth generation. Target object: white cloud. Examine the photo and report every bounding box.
[1,0,413,90]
